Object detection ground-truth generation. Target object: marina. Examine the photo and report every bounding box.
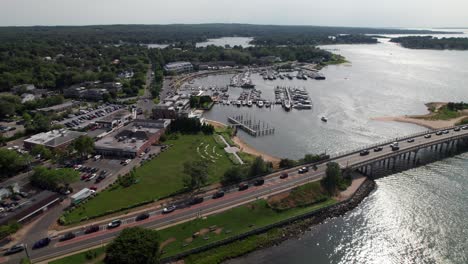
[228,115,275,137]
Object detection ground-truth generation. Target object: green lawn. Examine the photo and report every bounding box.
[49,247,106,264]
[158,198,336,257]
[63,134,234,224]
[138,88,145,96]
[429,106,461,120]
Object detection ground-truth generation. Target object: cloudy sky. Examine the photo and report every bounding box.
[1,0,467,28]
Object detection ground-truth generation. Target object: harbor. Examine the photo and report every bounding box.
[228,115,275,137]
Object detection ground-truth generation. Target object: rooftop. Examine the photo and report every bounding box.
[24,129,87,148]
[37,101,77,112]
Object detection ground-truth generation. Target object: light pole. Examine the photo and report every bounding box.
[24,243,31,262]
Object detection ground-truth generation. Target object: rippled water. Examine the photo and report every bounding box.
[226,153,468,264]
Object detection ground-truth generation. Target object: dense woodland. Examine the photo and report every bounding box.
[390,36,468,50]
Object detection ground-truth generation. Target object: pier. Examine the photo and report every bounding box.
[228,115,275,137]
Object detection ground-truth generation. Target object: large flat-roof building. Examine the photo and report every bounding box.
[95,109,136,129]
[94,119,170,158]
[164,61,193,74]
[23,129,87,150]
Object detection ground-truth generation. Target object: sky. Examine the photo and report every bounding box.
[1,0,468,28]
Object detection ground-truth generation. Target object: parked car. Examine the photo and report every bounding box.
[374,146,383,152]
[4,244,25,255]
[59,232,76,242]
[238,183,249,191]
[280,172,289,179]
[253,179,265,186]
[162,205,176,214]
[135,213,150,221]
[86,173,97,181]
[32,237,51,249]
[95,175,107,183]
[188,197,204,205]
[84,225,100,234]
[212,191,225,199]
[89,186,98,191]
[107,219,122,229]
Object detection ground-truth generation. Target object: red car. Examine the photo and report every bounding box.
[89,186,98,191]
[81,174,90,180]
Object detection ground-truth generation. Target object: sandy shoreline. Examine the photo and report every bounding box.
[205,119,281,166]
[372,115,467,130]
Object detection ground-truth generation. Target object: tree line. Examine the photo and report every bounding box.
[391,36,468,50]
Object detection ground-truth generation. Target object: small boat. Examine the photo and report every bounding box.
[226,101,230,105]
[236,101,242,107]
[247,101,253,107]
[321,116,328,122]
[265,101,271,108]
[241,101,247,106]
[284,101,291,111]
[257,101,264,107]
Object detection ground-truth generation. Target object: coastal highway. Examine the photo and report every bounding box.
[4,125,468,263]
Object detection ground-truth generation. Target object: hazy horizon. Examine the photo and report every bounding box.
[1,0,468,28]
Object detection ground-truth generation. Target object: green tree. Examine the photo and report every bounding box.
[321,162,342,195]
[105,227,160,264]
[222,166,244,186]
[182,160,208,192]
[30,144,52,160]
[279,158,296,168]
[73,135,95,158]
[248,157,271,177]
[30,166,79,191]
[0,149,29,177]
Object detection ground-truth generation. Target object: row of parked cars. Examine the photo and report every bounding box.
[63,104,124,128]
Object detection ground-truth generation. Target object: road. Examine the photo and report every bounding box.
[4,126,468,263]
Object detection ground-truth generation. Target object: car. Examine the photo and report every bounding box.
[374,146,383,152]
[84,225,100,234]
[32,237,51,249]
[162,205,176,214]
[436,131,443,136]
[86,173,97,181]
[19,192,29,198]
[135,213,150,221]
[454,127,461,132]
[81,174,90,181]
[95,175,107,183]
[407,138,415,143]
[89,186,98,191]
[360,149,370,156]
[253,179,265,186]
[298,166,309,174]
[390,144,400,151]
[212,191,225,199]
[443,130,449,134]
[280,172,289,179]
[462,126,468,130]
[59,232,76,242]
[188,197,204,205]
[107,219,122,229]
[424,134,432,138]
[4,244,25,255]
[238,183,249,191]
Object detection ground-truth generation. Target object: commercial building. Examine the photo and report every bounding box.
[164,61,193,74]
[95,108,136,129]
[23,129,87,150]
[94,119,170,158]
[153,96,191,120]
[63,81,122,101]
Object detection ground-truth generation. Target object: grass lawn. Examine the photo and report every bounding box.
[63,134,234,224]
[49,247,106,264]
[424,105,461,120]
[158,198,336,257]
[138,88,145,96]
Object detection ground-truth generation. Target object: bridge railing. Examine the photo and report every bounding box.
[328,125,462,160]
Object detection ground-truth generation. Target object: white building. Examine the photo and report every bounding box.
[164,61,193,74]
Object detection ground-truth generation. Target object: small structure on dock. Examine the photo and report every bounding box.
[227,115,275,137]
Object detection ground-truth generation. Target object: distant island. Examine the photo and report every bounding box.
[390,36,468,50]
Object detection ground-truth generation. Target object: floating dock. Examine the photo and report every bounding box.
[228,115,275,137]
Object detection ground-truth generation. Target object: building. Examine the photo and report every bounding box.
[82,88,109,101]
[94,119,170,158]
[23,129,87,150]
[95,109,136,129]
[37,101,78,114]
[63,82,121,101]
[164,61,193,74]
[153,102,177,120]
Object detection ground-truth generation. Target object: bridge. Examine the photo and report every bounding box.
[11,125,468,263]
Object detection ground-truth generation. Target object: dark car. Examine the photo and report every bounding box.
[212,191,225,199]
[32,237,51,249]
[162,205,176,214]
[253,179,265,186]
[107,219,122,229]
[238,183,249,191]
[59,232,76,242]
[4,244,25,255]
[84,225,100,234]
[407,138,415,143]
[135,213,150,221]
[360,149,370,156]
[188,197,204,205]
[280,172,289,179]
[374,146,383,152]
[390,144,400,151]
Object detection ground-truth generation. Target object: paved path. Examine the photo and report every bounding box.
[217,135,244,165]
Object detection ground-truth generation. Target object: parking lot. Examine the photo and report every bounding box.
[58,104,125,130]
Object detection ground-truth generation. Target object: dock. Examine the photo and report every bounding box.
[228,115,275,137]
